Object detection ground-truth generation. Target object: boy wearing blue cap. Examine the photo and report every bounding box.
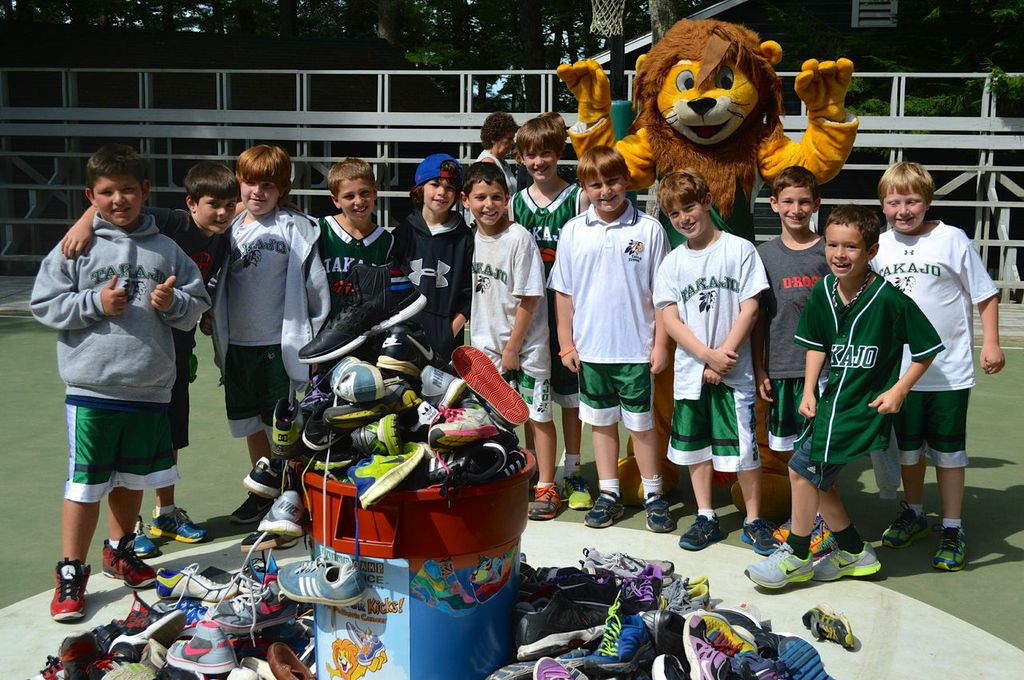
[395,153,474,362]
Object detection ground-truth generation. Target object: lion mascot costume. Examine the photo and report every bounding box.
[557,19,858,520]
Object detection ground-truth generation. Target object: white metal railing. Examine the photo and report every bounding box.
[1,67,1022,299]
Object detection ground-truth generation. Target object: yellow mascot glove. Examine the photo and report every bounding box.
[795,57,854,123]
[556,60,612,125]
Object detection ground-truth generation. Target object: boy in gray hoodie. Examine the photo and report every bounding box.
[31,144,210,621]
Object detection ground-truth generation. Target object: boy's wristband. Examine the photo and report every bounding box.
[558,345,577,358]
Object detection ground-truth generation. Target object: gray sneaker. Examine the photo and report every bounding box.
[257,490,305,537]
[210,580,297,634]
[420,365,467,407]
[581,547,675,578]
[167,620,237,675]
[812,542,882,581]
[744,543,813,589]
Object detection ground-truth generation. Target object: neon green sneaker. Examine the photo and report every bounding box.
[881,501,929,548]
[933,526,967,571]
[350,443,427,507]
[562,473,594,510]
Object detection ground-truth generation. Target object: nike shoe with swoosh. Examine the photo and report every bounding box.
[811,542,881,581]
[744,543,813,589]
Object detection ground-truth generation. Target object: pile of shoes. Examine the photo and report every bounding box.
[34,557,317,679]
[265,265,533,510]
[486,547,840,680]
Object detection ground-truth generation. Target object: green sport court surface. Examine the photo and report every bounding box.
[2,313,1023,652]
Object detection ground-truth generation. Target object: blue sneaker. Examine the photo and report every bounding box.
[678,515,722,551]
[777,635,834,680]
[152,597,208,635]
[584,492,624,529]
[742,518,780,556]
[149,507,207,543]
[132,517,159,559]
[560,594,652,673]
[278,556,366,607]
[644,494,676,534]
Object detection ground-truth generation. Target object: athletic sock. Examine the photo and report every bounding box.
[107,538,120,551]
[155,505,175,517]
[942,518,962,530]
[909,503,924,517]
[598,478,620,497]
[563,452,581,478]
[788,533,812,560]
[697,508,716,521]
[833,524,864,554]
[641,475,663,498]
[536,481,555,490]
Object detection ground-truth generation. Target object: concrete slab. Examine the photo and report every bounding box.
[3,521,1022,679]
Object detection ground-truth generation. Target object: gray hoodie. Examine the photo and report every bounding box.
[31,213,211,403]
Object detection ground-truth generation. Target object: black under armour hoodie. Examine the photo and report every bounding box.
[394,210,474,362]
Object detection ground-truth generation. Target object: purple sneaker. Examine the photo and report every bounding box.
[533,656,588,679]
[618,564,663,614]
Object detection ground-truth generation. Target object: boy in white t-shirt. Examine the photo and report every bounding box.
[462,162,558,520]
[652,170,773,553]
[548,146,670,532]
[872,161,1005,571]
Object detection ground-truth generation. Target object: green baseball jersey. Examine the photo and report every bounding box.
[318,216,396,314]
[511,184,583,275]
[794,274,943,464]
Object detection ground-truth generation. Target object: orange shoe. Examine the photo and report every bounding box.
[528,485,563,521]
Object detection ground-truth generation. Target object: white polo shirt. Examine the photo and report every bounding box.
[547,201,668,363]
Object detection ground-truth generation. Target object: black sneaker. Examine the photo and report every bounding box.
[302,400,348,451]
[514,589,610,650]
[242,457,284,499]
[584,492,624,529]
[376,322,435,378]
[230,494,274,525]
[678,515,722,551]
[299,264,427,364]
[494,449,530,480]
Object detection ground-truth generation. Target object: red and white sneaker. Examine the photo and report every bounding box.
[103,534,157,588]
[51,558,90,621]
[428,396,501,448]
[451,345,529,425]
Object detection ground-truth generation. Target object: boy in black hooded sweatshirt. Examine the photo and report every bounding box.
[395,153,474,362]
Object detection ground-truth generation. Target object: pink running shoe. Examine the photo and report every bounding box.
[428,397,500,448]
[452,345,530,425]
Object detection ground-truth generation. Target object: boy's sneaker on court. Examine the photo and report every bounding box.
[230,493,274,525]
[451,345,530,426]
[744,543,813,589]
[150,507,206,543]
[243,457,283,499]
[933,526,967,571]
[812,542,882,581]
[258,490,306,537]
[529,485,563,521]
[802,603,855,649]
[741,518,779,556]
[678,515,722,551]
[644,494,676,533]
[376,322,435,378]
[299,263,427,364]
[51,558,90,621]
[584,491,624,529]
[562,473,593,510]
[881,501,929,548]
[132,517,159,558]
[103,535,157,589]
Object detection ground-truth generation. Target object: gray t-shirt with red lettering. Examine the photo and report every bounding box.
[756,237,831,378]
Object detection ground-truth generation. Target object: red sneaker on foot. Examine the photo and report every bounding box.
[51,558,90,621]
[103,535,157,588]
[451,345,529,425]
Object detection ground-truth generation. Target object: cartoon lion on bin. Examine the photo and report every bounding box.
[558,19,859,519]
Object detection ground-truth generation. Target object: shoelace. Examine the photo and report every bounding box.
[57,570,84,602]
[565,474,587,493]
[38,656,62,678]
[116,537,151,574]
[621,576,655,605]
[170,506,196,529]
[937,526,962,553]
[596,597,624,657]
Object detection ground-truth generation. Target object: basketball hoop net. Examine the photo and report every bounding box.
[590,0,625,36]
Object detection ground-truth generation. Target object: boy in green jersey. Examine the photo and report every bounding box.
[318,157,397,315]
[745,205,943,590]
[510,115,591,510]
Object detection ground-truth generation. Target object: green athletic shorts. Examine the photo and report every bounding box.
[578,361,653,431]
[668,382,760,472]
[893,389,970,467]
[224,344,290,437]
[504,370,554,424]
[64,404,176,503]
[767,377,815,452]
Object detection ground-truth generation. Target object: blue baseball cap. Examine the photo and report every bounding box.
[414,153,462,186]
